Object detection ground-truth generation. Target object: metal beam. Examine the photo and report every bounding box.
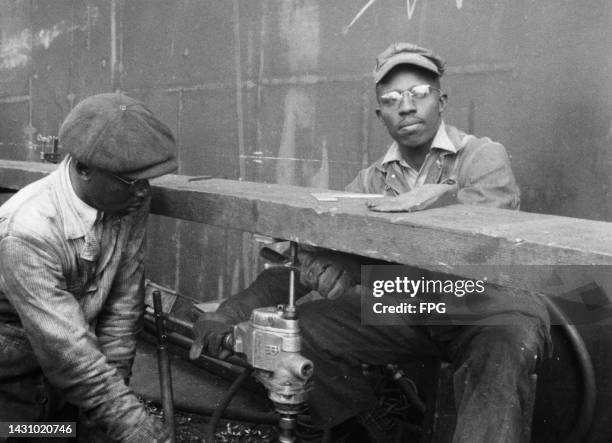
[0,160,610,274]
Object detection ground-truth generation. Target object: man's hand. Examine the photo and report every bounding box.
[366,183,457,212]
[189,312,233,359]
[122,413,173,443]
[298,250,361,299]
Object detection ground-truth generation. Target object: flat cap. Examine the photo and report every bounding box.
[374,42,446,84]
[59,93,177,179]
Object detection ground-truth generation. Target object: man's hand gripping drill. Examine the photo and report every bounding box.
[189,242,314,443]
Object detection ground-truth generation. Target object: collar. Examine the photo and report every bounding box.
[58,156,101,240]
[381,121,456,167]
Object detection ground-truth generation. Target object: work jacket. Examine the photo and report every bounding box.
[0,160,155,441]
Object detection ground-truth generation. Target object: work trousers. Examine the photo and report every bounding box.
[219,269,551,443]
[0,323,116,443]
[0,372,78,443]
[0,375,110,443]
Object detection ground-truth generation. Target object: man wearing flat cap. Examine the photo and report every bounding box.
[0,93,177,442]
[191,44,550,442]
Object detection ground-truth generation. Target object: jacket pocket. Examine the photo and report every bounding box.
[0,323,38,377]
[66,258,97,299]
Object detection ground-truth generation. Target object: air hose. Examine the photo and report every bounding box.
[543,297,596,443]
[207,366,255,442]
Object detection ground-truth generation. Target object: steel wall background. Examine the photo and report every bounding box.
[1,2,611,438]
[2,0,610,297]
[1,0,611,300]
[1,0,611,286]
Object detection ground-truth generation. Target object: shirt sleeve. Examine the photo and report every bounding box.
[0,233,149,441]
[95,203,149,382]
[454,141,520,210]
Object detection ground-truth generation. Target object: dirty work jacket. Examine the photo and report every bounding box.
[0,160,152,441]
[345,123,521,209]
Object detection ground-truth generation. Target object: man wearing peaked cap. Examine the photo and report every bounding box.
[373,42,446,82]
[190,43,550,442]
[59,93,177,180]
[0,93,177,442]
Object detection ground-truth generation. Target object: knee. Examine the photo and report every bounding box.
[296,300,358,365]
[465,326,543,376]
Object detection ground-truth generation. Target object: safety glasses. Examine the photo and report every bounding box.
[379,84,440,107]
[110,173,148,190]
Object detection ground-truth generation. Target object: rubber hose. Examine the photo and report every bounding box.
[207,366,254,442]
[544,297,596,443]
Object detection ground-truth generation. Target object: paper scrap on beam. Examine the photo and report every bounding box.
[253,234,278,244]
[311,192,384,202]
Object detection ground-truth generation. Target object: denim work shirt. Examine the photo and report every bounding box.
[0,158,151,441]
[345,122,521,210]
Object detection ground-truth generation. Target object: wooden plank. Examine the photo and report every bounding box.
[0,160,611,274]
[149,176,612,268]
